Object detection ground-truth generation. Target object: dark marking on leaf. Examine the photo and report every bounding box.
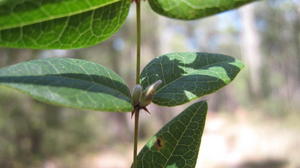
[155,137,164,150]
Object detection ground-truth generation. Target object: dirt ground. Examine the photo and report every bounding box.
[42,109,300,168]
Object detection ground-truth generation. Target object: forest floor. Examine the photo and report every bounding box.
[43,109,300,168]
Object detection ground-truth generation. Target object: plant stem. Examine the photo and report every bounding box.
[133,108,140,168]
[135,0,141,84]
[133,0,141,168]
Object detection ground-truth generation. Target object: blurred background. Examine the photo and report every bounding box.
[0,0,299,168]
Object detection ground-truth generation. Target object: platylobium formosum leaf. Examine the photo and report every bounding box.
[140,52,244,106]
[135,101,207,168]
[0,0,119,30]
[0,58,133,112]
[148,0,258,20]
[0,0,130,49]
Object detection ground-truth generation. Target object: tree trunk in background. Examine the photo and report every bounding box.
[240,5,262,98]
[294,9,300,83]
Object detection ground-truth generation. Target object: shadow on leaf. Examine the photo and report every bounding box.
[0,73,131,104]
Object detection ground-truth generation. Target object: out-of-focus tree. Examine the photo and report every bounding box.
[240,4,263,98]
[0,0,299,167]
[254,0,300,115]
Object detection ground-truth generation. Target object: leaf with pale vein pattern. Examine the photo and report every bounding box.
[0,0,130,49]
[0,58,133,112]
[136,101,207,168]
[148,0,258,20]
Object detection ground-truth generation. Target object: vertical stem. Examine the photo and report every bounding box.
[133,0,141,168]
[136,0,141,84]
[133,108,140,168]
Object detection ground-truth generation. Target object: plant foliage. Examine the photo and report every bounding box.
[0,58,132,112]
[0,0,255,167]
[148,0,258,20]
[141,52,244,106]
[0,0,130,49]
[135,101,207,168]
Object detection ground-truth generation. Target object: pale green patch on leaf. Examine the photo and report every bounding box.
[136,101,208,168]
[148,0,257,20]
[146,136,158,149]
[166,164,178,168]
[140,52,244,106]
[0,0,130,49]
[0,58,133,112]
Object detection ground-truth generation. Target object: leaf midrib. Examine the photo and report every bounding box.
[168,0,239,11]
[162,103,203,167]
[0,0,121,30]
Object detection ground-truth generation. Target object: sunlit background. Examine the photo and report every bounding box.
[0,0,299,168]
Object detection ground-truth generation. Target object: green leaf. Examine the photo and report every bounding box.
[0,0,130,49]
[0,58,133,112]
[148,0,257,20]
[140,52,244,106]
[0,0,119,30]
[136,101,207,168]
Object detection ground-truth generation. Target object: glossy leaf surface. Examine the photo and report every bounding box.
[0,58,133,112]
[140,52,244,106]
[148,0,257,20]
[136,101,207,168]
[0,0,130,49]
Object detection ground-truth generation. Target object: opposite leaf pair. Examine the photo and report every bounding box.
[0,0,257,49]
[0,0,251,167]
[0,52,243,112]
